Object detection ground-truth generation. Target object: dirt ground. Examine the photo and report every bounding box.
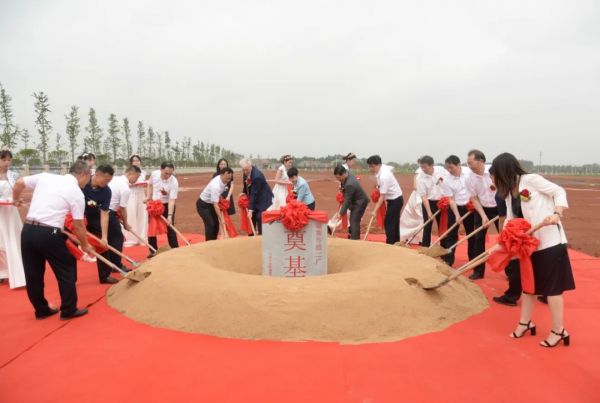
[173,171,600,257]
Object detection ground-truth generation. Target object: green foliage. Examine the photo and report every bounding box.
[32,91,52,163]
[0,82,19,149]
[107,113,121,161]
[84,108,103,154]
[122,118,132,158]
[65,106,80,163]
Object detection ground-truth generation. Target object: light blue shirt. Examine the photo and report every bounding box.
[294,176,315,205]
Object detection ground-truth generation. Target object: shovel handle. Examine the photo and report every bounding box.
[448,215,500,251]
[330,206,343,238]
[86,231,139,265]
[405,210,441,245]
[126,228,157,253]
[363,215,375,241]
[62,230,127,276]
[430,211,472,247]
[160,216,191,246]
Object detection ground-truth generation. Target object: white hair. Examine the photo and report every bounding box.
[239,157,253,168]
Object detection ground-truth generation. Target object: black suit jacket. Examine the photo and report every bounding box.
[243,167,273,212]
[340,173,369,215]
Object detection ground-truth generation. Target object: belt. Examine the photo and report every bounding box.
[24,219,61,230]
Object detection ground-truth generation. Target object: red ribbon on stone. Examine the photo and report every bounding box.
[370,188,387,229]
[488,218,540,294]
[237,194,252,235]
[436,197,450,235]
[262,199,328,231]
[336,191,348,230]
[146,200,167,237]
[218,198,238,238]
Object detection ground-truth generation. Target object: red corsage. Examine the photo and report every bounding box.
[245,178,252,187]
[520,189,531,202]
[490,184,497,192]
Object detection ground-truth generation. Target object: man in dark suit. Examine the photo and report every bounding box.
[333,165,369,240]
[240,158,273,235]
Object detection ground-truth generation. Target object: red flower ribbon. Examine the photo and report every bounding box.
[262,199,328,231]
[370,188,387,229]
[286,191,297,203]
[336,191,348,230]
[218,198,238,238]
[436,197,450,235]
[146,200,167,237]
[520,189,531,202]
[488,218,540,294]
[237,194,252,235]
[63,214,108,257]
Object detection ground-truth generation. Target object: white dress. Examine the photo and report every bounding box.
[269,165,290,211]
[0,171,26,288]
[123,169,148,247]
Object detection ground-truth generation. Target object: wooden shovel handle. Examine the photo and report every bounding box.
[160,216,191,246]
[405,210,441,245]
[62,230,126,275]
[126,228,157,253]
[86,231,138,265]
[431,211,472,247]
[448,215,500,251]
[363,215,375,241]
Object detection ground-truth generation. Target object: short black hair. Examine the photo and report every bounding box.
[287,167,299,178]
[129,154,142,164]
[445,155,461,165]
[0,150,13,159]
[219,167,233,175]
[366,155,382,165]
[333,165,347,176]
[468,149,486,162]
[489,153,528,198]
[418,155,434,166]
[96,164,114,176]
[69,160,90,175]
[126,165,142,174]
[160,161,175,170]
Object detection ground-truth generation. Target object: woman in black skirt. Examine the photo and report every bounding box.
[213,159,236,216]
[490,153,575,348]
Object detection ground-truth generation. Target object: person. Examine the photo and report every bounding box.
[12,160,94,320]
[416,156,446,247]
[333,165,369,240]
[197,167,234,240]
[366,155,403,244]
[77,152,96,175]
[490,153,574,348]
[106,165,141,270]
[465,149,500,280]
[270,155,293,210]
[146,162,180,255]
[441,155,472,266]
[287,167,315,210]
[342,153,357,172]
[213,159,235,217]
[240,158,273,235]
[83,165,117,284]
[0,149,26,288]
[123,154,148,247]
[400,169,424,244]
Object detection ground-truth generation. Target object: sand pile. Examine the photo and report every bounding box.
[107,237,488,344]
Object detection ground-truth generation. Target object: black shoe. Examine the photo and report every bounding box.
[147,251,157,259]
[100,277,119,284]
[493,295,518,307]
[60,308,89,320]
[468,273,484,280]
[35,307,59,320]
[537,296,548,304]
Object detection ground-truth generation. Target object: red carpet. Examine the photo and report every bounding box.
[1,234,599,402]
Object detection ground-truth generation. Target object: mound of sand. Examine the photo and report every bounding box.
[107,237,488,344]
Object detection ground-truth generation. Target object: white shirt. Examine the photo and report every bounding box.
[376,165,402,200]
[416,170,446,200]
[465,165,497,208]
[200,176,226,204]
[150,170,179,203]
[442,167,471,205]
[108,175,131,211]
[24,173,85,228]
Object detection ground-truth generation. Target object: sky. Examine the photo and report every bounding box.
[1,0,599,165]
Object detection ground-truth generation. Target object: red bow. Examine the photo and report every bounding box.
[146,200,167,237]
[237,194,252,235]
[63,214,107,257]
[370,188,387,229]
[488,218,540,294]
[218,198,238,238]
[286,191,297,203]
[336,191,348,230]
[263,199,328,231]
[437,197,450,235]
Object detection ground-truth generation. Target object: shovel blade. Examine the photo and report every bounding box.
[421,245,451,258]
[125,270,151,282]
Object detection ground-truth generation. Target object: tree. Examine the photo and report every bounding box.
[136,121,145,155]
[147,126,155,159]
[107,113,121,162]
[0,83,18,149]
[21,128,31,149]
[50,131,68,165]
[85,108,103,153]
[164,131,171,160]
[33,91,52,164]
[156,130,163,159]
[65,106,80,162]
[122,117,132,158]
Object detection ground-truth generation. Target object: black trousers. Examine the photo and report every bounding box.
[107,211,124,269]
[348,202,368,240]
[86,213,112,282]
[307,201,316,211]
[251,210,264,235]
[502,259,522,302]
[197,199,219,241]
[148,203,179,251]
[384,196,403,245]
[421,199,441,247]
[471,206,500,277]
[443,205,473,267]
[21,224,78,315]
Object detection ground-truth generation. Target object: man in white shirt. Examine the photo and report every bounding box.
[416,155,446,247]
[12,161,95,320]
[465,149,501,280]
[366,155,403,244]
[106,165,141,270]
[196,167,233,241]
[146,162,179,255]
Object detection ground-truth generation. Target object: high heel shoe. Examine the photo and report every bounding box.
[511,320,537,338]
[540,329,570,348]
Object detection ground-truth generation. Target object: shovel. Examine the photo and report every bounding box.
[397,210,441,247]
[160,216,191,246]
[363,215,376,241]
[418,211,472,257]
[86,231,141,267]
[125,227,157,254]
[424,215,500,258]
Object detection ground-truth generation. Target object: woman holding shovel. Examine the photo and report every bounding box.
[490,153,574,348]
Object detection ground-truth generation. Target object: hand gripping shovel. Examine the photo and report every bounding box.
[424,215,500,258]
[418,210,473,257]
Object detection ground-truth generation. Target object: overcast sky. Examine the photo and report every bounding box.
[1,0,599,164]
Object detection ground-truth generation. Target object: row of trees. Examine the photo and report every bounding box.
[0,83,241,167]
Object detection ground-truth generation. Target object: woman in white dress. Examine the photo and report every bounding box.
[269,155,293,210]
[123,154,149,247]
[0,149,26,289]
